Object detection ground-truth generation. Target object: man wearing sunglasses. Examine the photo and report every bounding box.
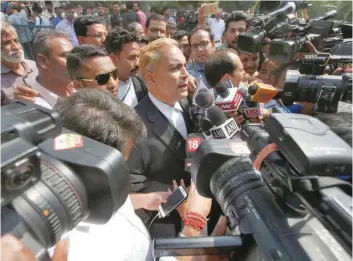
[105,28,147,108]
[66,44,118,96]
[74,15,108,49]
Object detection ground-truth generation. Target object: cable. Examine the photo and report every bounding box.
[148,213,160,231]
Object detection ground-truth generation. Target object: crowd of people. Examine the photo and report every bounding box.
[1,1,352,261]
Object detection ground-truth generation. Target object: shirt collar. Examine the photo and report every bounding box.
[148,92,183,112]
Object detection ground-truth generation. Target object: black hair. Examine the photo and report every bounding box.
[125,2,134,10]
[105,28,138,54]
[111,14,123,28]
[63,3,76,10]
[73,15,106,37]
[32,31,69,63]
[66,44,109,80]
[171,30,189,41]
[54,88,147,152]
[188,25,214,44]
[146,13,166,28]
[225,11,249,32]
[31,4,42,14]
[127,21,142,32]
[204,49,240,87]
[137,36,148,45]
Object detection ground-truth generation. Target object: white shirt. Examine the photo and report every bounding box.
[148,92,188,139]
[207,17,225,42]
[67,196,153,261]
[117,78,138,108]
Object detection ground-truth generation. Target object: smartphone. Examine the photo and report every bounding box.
[203,3,219,16]
[158,186,187,218]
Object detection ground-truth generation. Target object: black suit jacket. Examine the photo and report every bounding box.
[131,76,148,103]
[127,95,195,237]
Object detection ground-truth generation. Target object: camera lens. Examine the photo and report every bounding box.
[12,154,88,248]
[296,75,321,103]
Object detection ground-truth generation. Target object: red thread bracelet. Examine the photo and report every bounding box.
[183,211,207,231]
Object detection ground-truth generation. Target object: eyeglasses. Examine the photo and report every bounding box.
[86,33,108,40]
[191,41,211,50]
[78,70,118,85]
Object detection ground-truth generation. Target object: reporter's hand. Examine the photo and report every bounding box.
[1,234,69,261]
[14,84,38,103]
[332,67,352,75]
[188,76,198,98]
[171,179,188,218]
[227,111,245,125]
[143,191,169,211]
[186,181,212,219]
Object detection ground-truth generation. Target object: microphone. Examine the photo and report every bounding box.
[207,106,239,139]
[185,133,206,172]
[247,82,281,103]
[214,82,243,112]
[195,89,214,109]
[242,95,265,118]
[199,119,213,137]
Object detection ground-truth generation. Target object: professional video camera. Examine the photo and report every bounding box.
[153,114,352,261]
[281,71,352,113]
[1,102,130,260]
[237,1,310,54]
[269,10,338,63]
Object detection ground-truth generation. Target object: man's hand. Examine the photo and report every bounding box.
[188,76,198,98]
[143,192,169,211]
[14,84,38,103]
[227,111,245,125]
[186,181,212,219]
[1,234,68,261]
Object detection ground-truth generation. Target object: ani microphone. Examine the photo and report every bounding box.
[207,106,239,139]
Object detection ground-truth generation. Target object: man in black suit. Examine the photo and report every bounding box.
[105,28,147,107]
[127,38,195,238]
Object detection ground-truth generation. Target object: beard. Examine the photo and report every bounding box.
[1,50,25,63]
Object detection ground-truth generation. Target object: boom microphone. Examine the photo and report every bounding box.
[214,82,243,112]
[207,106,239,139]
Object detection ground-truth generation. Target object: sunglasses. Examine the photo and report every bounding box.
[78,69,118,85]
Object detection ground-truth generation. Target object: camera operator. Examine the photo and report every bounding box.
[216,11,250,51]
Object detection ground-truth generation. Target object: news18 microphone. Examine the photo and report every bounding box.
[248,82,281,104]
[214,82,243,112]
[185,133,206,172]
[207,106,239,139]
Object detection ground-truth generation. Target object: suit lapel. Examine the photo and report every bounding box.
[145,96,186,161]
[132,76,147,102]
[179,98,194,134]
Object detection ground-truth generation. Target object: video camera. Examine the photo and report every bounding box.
[153,114,352,261]
[281,71,352,113]
[1,102,130,260]
[268,10,338,63]
[237,1,310,54]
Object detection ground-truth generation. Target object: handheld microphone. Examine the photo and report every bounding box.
[199,119,213,137]
[185,133,206,172]
[247,82,281,103]
[194,90,214,109]
[207,106,239,139]
[242,95,265,118]
[214,82,243,112]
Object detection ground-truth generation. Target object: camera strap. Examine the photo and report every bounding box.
[254,142,279,169]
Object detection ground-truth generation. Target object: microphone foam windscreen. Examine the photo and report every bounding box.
[207,106,228,126]
[195,92,214,109]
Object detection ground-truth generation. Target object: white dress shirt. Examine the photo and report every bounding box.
[67,196,154,261]
[148,92,188,139]
[117,78,138,108]
[207,17,225,43]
